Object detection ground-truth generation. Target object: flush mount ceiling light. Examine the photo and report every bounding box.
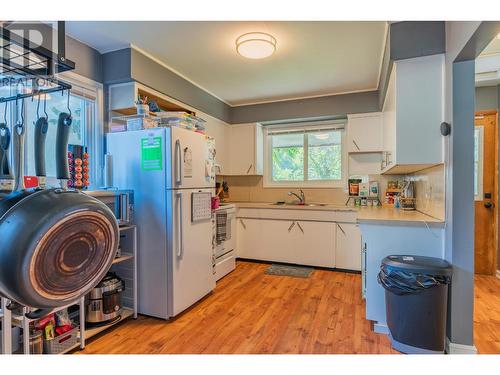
[236,32,277,59]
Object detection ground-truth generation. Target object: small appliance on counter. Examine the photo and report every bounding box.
[85,272,125,326]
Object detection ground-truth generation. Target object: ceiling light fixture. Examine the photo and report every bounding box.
[236,32,277,59]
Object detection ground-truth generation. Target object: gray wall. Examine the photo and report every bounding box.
[230,91,379,124]
[475,85,499,111]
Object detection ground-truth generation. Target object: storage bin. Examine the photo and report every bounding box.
[43,326,78,354]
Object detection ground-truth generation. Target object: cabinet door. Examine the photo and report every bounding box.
[236,218,262,259]
[347,113,383,153]
[335,223,362,271]
[294,221,336,268]
[236,218,296,263]
[229,124,256,175]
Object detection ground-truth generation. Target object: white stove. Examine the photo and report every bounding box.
[213,203,236,281]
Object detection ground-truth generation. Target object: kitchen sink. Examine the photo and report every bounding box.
[270,202,328,207]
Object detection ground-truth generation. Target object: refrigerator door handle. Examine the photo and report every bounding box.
[176,192,184,257]
[175,139,182,186]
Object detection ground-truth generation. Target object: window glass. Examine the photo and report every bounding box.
[307,131,342,181]
[474,126,484,200]
[268,127,343,186]
[272,133,304,181]
[25,93,92,178]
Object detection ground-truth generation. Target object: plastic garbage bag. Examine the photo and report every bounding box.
[377,263,451,295]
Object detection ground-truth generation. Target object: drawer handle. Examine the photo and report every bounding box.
[296,222,304,233]
[288,221,296,232]
[337,223,346,235]
[239,219,246,229]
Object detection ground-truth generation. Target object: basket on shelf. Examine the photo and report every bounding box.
[43,326,78,354]
[400,197,416,211]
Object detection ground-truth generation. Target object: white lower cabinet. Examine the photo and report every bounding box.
[335,223,362,271]
[293,221,336,268]
[236,218,295,263]
[236,214,361,271]
[236,218,336,268]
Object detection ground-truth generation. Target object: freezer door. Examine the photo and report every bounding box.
[168,127,212,189]
[167,188,216,317]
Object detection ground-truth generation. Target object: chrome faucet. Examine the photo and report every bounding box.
[288,190,306,205]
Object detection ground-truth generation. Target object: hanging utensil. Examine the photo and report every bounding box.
[34,95,48,188]
[0,90,118,314]
[12,96,26,192]
[0,101,13,196]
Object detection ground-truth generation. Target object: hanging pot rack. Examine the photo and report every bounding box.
[0,21,75,103]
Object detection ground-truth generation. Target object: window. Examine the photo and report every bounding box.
[474,126,484,201]
[22,73,103,188]
[0,73,103,188]
[265,121,345,188]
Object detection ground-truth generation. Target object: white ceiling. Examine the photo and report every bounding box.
[65,21,387,106]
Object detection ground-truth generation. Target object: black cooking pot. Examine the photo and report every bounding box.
[0,110,119,312]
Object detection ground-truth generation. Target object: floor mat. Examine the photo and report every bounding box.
[265,264,314,278]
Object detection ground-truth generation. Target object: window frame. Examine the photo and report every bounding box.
[21,72,104,188]
[263,122,347,189]
[474,125,484,201]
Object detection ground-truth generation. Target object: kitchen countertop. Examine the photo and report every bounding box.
[228,201,356,212]
[226,201,444,224]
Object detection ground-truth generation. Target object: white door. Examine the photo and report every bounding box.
[293,221,336,267]
[229,124,256,175]
[335,223,362,271]
[168,188,215,317]
[169,127,212,189]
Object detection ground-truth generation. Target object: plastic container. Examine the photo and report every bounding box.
[378,255,452,354]
[43,326,78,354]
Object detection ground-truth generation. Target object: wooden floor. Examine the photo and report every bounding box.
[474,274,500,354]
[78,261,398,354]
[76,261,500,354]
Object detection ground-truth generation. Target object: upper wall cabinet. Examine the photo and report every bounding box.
[227,123,264,175]
[346,112,383,153]
[381,54,445,175]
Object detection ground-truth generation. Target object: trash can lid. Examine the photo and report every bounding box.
[381,255,452,276]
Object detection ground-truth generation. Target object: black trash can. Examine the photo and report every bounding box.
[378,255,452,354]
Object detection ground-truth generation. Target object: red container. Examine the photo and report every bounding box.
[211,196,220,210]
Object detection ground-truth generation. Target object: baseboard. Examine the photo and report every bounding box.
[445,337,478,354]
[373,322,389,334]
[496,270,500,279]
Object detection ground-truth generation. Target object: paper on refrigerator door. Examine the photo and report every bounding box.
[183,147,193,178]
[141,136,163,171]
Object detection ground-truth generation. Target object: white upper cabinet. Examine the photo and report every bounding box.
[381,54,445,174]
[346,112,384,153]
[227,123,263,175]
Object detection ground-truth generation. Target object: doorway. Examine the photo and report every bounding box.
[474,110,498,275]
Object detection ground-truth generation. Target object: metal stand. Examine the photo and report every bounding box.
[1,297,12,354]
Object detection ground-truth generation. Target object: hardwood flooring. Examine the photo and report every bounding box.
[77,261,397,354]
[474,274,500,354]
[75,261,500,354]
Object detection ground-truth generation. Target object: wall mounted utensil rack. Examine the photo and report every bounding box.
[0,21,75,103]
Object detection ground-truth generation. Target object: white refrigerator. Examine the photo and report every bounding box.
[107,127,216,319]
